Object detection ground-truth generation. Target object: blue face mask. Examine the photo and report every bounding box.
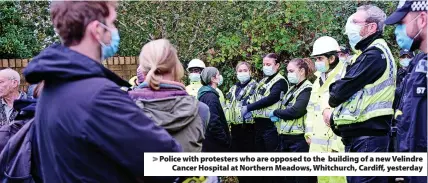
[399,58,411,68]
[315,61,329,73]
[394,15,422,51]
[99,24,120,60]
[287,72,299,84]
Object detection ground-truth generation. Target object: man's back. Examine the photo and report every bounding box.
[25,44,182,183]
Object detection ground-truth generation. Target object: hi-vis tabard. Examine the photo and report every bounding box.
[225,79,258,124]
[306,61,347,153]
[276,80,312,135]
[333,39,397,125]
[250,73,288,118]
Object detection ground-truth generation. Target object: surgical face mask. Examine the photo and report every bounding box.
[395,15,423,51]
[218,75,223,86]
[189,73,201,82]
[287,72,299,84]
[99,23,120,60]
[339,56,350,64]
[315,61,329,73]
[346,22,363,50]
[237,72,251,83]
[263,65,276,76]
[399,58,411,68]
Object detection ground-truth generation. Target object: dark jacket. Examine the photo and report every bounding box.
[397,53,427,153]
[198,86,230,151]
[329,32,391,137]
[393,67,408,110]
[23,44,182,183]
[0,99,37,183]
[129,82,209,152]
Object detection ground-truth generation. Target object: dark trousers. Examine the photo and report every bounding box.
[252,118,281,183]
[230,124,256,183]
[279,134,316,183]
[254,118,279,152]
[230,123,256,152]
[342,136,389,183]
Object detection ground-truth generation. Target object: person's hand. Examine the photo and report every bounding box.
[322,108,332,127]
[306,138,311,145]
[269,111,279,122]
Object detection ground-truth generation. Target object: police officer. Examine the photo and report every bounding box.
[328,5,396,183]
[224,61,257,183]
[269,58,316,183]
[242,53,288,183]
[305,36,347,183]
[385,2,427,183]
[185,59,225,106]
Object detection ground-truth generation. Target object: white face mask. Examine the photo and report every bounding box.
[189,73,201,82]
[263,65,276,76]
[237,72,251,83]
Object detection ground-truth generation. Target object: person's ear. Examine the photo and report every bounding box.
[88,21,103,42]
[329,55,336,64]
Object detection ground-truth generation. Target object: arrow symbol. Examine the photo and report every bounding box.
[153,157,158,162]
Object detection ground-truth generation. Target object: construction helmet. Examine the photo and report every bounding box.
[187,59,206,72]
[311,36,341,56]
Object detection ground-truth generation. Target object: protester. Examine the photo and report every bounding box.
[385,0,427,155]
[186,59,225,107]
[198,67,231,152]
[306,36,347,183]
[269,58,316,183]
[328,5,396,183]
[0,68,27,127]
[23,2,181,183]
[129,39,209,152]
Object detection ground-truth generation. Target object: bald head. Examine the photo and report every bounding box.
[0,68,20,97]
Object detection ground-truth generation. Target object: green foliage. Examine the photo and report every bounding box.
[0,1,398,92]
[0,2,38,58]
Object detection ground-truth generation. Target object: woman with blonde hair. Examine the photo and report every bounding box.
[129,39,209,153]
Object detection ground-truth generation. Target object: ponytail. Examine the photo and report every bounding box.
[290,58,316,83]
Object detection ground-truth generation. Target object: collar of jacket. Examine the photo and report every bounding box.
[236,77,252,88]
[265,71,280,83]
[197,85,219,100]
[355,31,383,51]
[129,82,188,100]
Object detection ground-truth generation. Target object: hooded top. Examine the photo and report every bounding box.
[23,44,181,183]
[129,82,209,152]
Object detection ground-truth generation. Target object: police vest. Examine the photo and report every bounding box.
[305,61,347,152]
[333,39,397,125]
[250,73,288,118]
[225,79,257,124]
[276,80,312,135]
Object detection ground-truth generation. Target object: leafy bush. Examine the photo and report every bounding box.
[1,1,398,92]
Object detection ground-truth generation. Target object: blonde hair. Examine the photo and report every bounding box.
[139,39,184,90]
[235,61,252,72]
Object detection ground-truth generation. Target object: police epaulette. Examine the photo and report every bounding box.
[415,59,427,74]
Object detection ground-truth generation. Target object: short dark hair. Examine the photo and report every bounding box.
[50,1,114,46]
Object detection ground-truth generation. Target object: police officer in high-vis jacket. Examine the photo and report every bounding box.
[269,58,316,183]
[224,61,257,183]
[327,5,396,183]
[385,1,427,183]
[306,36,347,183]
[185,59,225,106]
[242,53,288,183]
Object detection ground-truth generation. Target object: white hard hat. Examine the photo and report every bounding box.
[187,59,206,71]
[311,36,341,56]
